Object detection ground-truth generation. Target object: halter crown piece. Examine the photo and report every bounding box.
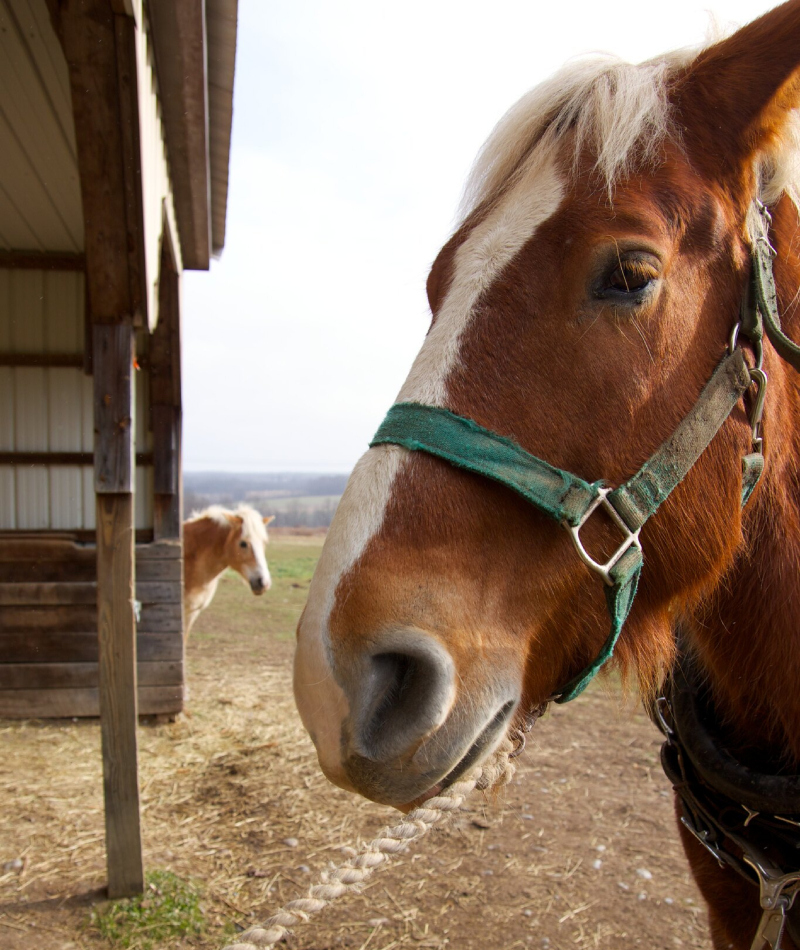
[371,200,792,703]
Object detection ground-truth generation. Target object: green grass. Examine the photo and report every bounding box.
[89,870,205,949]
[270,552,320,580]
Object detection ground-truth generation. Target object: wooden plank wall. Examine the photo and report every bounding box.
[0,536,183,717]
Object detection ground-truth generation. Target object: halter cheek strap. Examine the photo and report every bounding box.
[371,348,752,703]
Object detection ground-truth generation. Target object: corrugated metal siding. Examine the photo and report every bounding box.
[0,270,158,531]
[0,0,82,252]
[0,270,95,529]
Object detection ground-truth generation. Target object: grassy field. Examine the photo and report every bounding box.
[192,537,322,648]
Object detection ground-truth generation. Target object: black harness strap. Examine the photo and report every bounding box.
[654,655,800,949]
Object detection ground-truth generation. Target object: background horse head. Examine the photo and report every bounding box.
[295,3,800,945]
[183,505,275,636]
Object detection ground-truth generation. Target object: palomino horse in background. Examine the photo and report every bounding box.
[184,505,274,636]
[294,3,800,947]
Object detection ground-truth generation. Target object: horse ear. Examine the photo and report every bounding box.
[672,1,800,193]
[225,513,243,526]
[263,515,275,526]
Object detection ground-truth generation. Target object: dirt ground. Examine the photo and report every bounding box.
[0,536,714,950]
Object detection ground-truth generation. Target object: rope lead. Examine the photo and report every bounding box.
[220,741,517,950]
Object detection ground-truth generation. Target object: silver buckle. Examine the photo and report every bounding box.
[565,487,641,587]
[745,854,800,950]
[748,367,768,453]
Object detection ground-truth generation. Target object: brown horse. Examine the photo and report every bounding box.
[294,3,800,947]
[183,505,274,636]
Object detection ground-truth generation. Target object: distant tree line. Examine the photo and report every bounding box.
[183,472,349,528]
[185,472,348,497]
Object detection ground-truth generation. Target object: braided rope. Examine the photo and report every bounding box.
[220,741,517,949]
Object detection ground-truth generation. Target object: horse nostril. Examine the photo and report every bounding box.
[354,636,455,763]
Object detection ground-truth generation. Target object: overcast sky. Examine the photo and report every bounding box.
[182,0,779,473]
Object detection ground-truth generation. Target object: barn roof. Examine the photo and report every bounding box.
[149,0,238,269]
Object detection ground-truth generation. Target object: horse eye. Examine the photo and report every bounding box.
[609,265,651,292]
[239,540,248,549]
[597,255,660,300]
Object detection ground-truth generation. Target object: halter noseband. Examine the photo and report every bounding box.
[371,201,793,703]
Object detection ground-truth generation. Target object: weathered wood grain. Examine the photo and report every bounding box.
[135,541,181,559]
[0,685,183,719]
[96,491,143,897]
[0,631,183,664]
[93,325,134,494]
[134,558,182,582]
[0,605,97,631]
[0,539,96,561]
[0,661,183,690]
[0,582,97,605]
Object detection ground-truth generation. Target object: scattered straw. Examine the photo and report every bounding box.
[221,741,517,950]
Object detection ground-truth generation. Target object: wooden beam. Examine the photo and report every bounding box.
[93,320,142,897]
[151,234,183,541]
[94,325,135,493]
[0,353,85,368]
[96,492,143,898]
[0,582,97,605]
[147,0,210,269]
[59,1,146,324]
[0,580,179,606]
[0,452,153,466]
[0,685,183,719]
[0,529,154,550]
[0,631,183,664]
[113,13,147,326]
[0,661,183,690]
[0,251,85,271]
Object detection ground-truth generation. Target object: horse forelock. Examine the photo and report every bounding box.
[459,50,800,228]
[187,504,234,528]
[237,505,268,543]
[187,503,267,543]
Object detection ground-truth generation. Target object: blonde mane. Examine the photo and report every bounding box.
[187,504,268,543]
[459,50,800,224]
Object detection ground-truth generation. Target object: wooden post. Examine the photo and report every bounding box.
[59,0,149,898]
[151,235,183,542]
[94,323,143,898]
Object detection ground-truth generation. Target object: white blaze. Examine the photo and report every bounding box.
[294,151,565,759]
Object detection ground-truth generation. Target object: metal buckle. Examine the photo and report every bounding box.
[728,327,768,453]
[745,853,800,950]
[565,487,641,587]
[748,367,768,453]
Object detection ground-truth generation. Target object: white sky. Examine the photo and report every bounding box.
[182,0,778,473]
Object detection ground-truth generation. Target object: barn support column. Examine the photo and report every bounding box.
[93,324,142,898]
[152,237,183,542]
[58,0,147,898]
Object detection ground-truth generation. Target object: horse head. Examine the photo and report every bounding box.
[226,508,274,595]
[295,2,800,812]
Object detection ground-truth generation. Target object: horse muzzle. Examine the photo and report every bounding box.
[295,624,520,807]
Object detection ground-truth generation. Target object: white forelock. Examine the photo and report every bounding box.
[459,50,800,224]
[187,504,268,543]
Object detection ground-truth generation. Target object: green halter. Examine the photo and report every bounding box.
[369,203,790,704]
[371,351,752,702]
